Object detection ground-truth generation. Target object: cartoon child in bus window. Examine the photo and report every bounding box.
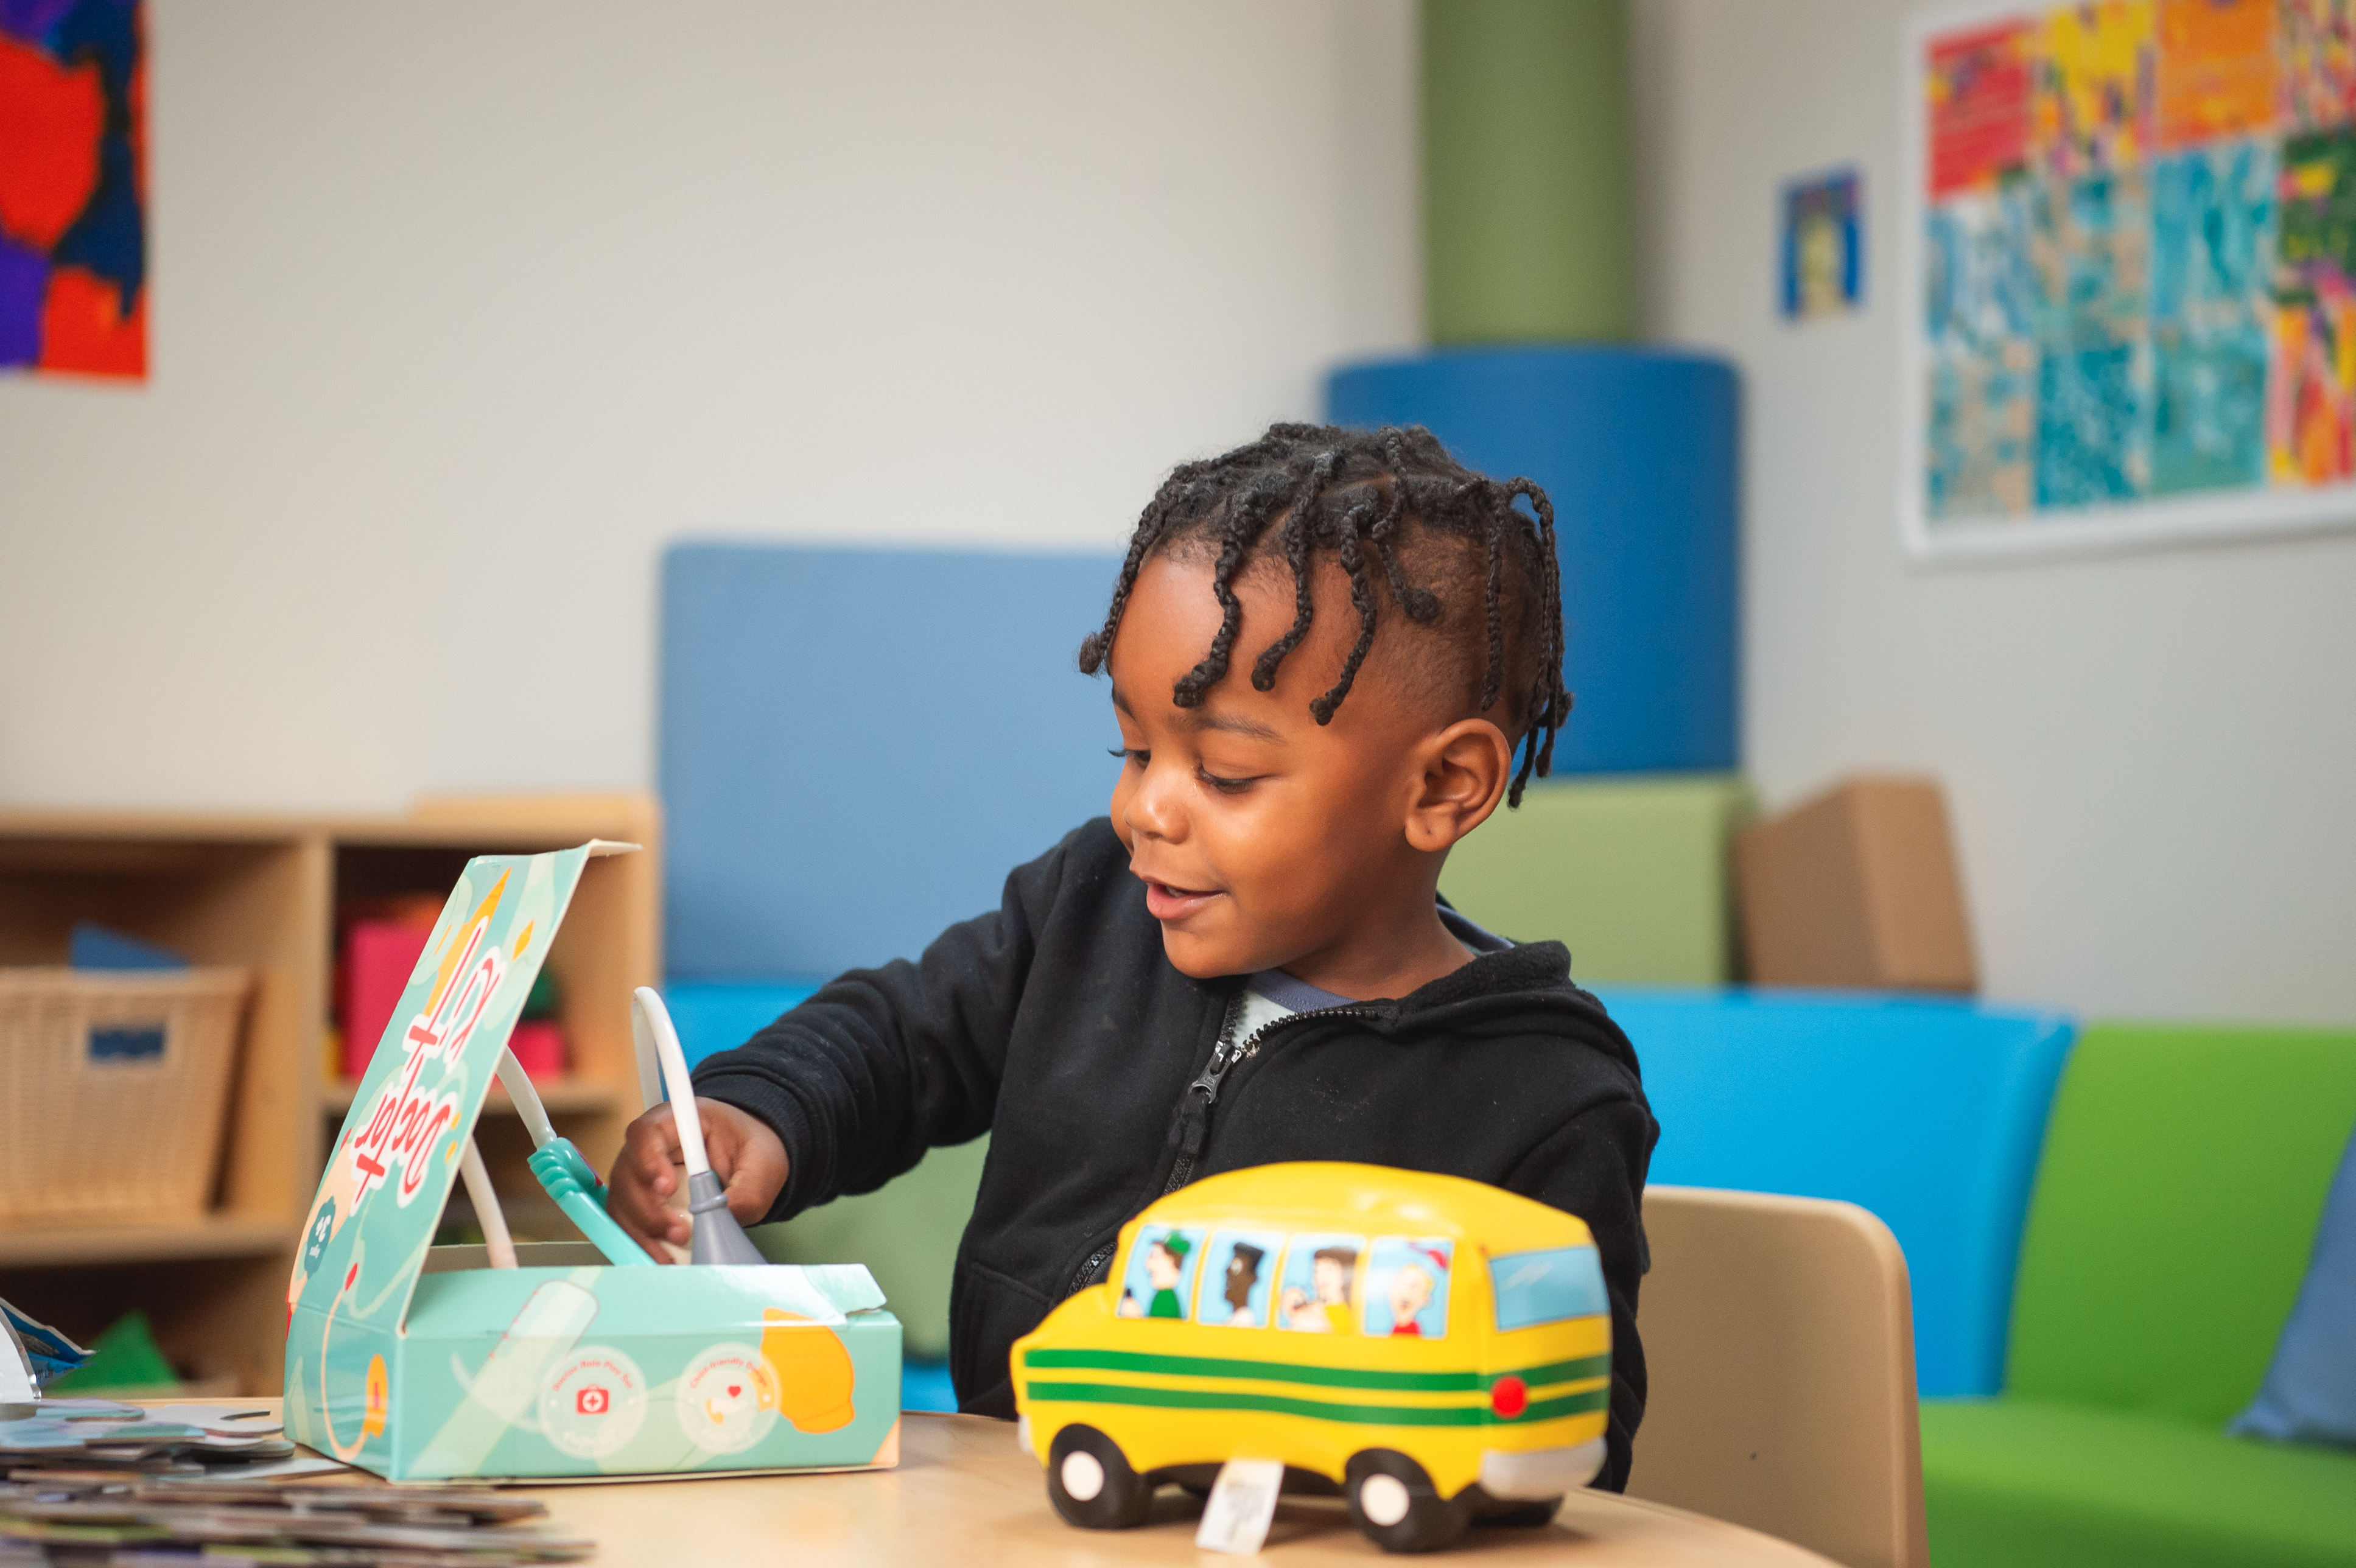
[1116,1225,1203,1320]
[1364,1237,1454,1337]
[1194,1231,1283,1326]
[1276,1234,1364,1332]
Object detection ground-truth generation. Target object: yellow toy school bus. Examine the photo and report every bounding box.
[1011,1162,1611,1553]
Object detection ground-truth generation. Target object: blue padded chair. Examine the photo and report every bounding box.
[1605,986,2076,1396]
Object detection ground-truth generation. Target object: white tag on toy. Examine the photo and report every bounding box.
[1195,1456,1285,1556]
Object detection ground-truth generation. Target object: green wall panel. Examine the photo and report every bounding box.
[1423,0,1636,343]
[1439,773,1749,985]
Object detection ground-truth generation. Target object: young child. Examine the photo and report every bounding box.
[607,422,1658,1490]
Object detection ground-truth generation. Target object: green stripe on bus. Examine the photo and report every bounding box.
[1019,1348,1610,1394]
[1022,1380,1610,1426]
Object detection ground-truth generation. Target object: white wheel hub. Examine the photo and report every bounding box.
[1061,1449,1107,1502]
[1358,1472,1412,1527]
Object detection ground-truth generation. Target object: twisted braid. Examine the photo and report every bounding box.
[1078,422,1572,807]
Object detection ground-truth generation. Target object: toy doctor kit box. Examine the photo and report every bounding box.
[284,842,902,1481]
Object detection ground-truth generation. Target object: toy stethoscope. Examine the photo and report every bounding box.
[457,987,763,1268]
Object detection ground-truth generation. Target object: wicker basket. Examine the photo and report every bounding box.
[0,967,251,1223]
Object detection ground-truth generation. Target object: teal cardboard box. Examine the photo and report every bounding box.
[283,843,903,1481]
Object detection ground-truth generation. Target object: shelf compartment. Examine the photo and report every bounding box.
[0,1213,290,1269]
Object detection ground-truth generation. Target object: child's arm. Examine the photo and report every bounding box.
[606,826,1086,1250]
[1507,1093,1657,1494]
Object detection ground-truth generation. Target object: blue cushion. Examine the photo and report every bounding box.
[1603,985,2076,1396]
[2232,1122,2356,1448]
[662,545,1121,979]
[1326,346,1741,773]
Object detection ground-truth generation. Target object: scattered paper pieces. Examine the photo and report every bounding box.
[0,1474,591,1563]
[0,1398,300,1479]
[0,1401,596,1561]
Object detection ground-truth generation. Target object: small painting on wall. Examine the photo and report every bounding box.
[0,0,145,380]
[1782,167,1865,320]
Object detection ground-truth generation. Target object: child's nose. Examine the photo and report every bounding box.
[1123,760,1187,842]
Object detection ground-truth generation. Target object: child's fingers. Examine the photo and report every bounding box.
[696,1099,790,1224]
[607,1107,693,1261]
[626,1105,683,1195]
[612,1201,688,1259]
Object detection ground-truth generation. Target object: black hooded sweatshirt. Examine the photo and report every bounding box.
[692,818,1658,1491]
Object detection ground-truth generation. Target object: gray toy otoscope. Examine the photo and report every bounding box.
[631,985,767,1266]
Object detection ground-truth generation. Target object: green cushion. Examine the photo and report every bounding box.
[1438,774,1750,984]
[749,1135,990,1363]
[1922,1397,2356,1568]
[2007,1024,2356,1423]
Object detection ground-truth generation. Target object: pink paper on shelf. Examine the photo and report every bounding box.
[341,920,433,1081]
[505,1020,567,1080]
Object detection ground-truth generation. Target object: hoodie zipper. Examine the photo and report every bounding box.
[1063,992,1386,1299]
[1161,994,1384,1195]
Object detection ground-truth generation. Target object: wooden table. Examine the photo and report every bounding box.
[511,1412,1842,1566]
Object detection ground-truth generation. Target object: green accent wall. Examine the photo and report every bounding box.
[1423,0,1636,343]
[1439,774,1751,985]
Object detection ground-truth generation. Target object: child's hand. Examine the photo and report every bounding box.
[607,1098,788,1261]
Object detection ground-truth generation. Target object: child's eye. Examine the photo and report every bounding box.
[1197,768,1256,795]
[1109,747,1148,766]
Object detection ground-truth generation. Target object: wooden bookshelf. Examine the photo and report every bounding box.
[0,794,660,1396]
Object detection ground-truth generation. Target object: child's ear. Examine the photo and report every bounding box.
[1404,719,1513,853]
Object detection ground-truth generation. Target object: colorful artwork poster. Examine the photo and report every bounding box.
[0,0,145,379]
[1907,0,2356,555]
[1783,167,1865,318]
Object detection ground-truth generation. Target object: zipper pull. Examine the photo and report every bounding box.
[1163,995,1243,1197]
[1187,1038,1234,1105]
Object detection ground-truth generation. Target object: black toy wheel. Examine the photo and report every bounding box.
[1045,1423,1152,1529]
[1344,1449,1471,1553]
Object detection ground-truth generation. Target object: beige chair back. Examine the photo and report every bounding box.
[1626,1186,1929,1568]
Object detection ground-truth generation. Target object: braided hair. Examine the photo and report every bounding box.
[1078,422,1572,807]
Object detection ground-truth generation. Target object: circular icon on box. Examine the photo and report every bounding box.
[539,1346,648,1458]
[674,1343,779,1454]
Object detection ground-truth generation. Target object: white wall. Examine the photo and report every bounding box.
[1631,0,2356,1024]
[11,0,2345,1026]
[0,0,1419,811]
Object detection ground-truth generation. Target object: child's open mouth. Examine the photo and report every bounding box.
[1143,880,1221,921]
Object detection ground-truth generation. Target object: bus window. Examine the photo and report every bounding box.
[1275,1233,1364,1333]
[1490,1244,1607,1331]
[1194,1229,1285,1326]
[1364,1237,1453,1338]
[1117,1225,1205,1320]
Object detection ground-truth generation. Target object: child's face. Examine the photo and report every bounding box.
[1105,550,1510,989]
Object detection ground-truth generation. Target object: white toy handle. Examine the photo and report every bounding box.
[496,1048,558,1149]
[458,1138,517,1269]
[633,986,710,1177]
[629,994,665,1113]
